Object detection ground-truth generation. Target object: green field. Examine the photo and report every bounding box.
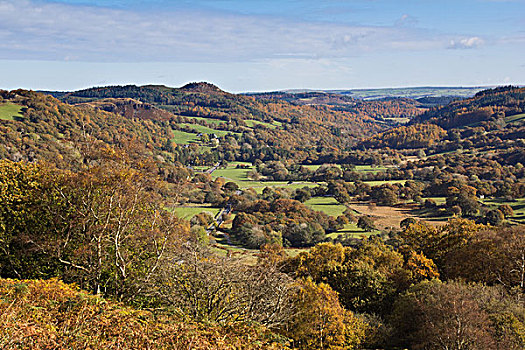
[0,103,24,120]
[354,165,390,173]
[170,206,221,219]
[213,164,254,182]
[482,197,525,223]
[505,113,525,124]
[302,164,341,171]
[184,124,240,137]
[329,223,376,238]
[245,119,278,129]
[304,196,347,217]
[212,163,320,192]
[171,129,200,144]
[171,122,240,145]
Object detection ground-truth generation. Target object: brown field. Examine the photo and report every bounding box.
[347,201,448,230]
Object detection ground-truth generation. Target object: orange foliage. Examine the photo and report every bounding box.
[0,278,287,350]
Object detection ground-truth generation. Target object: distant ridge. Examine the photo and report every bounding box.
[280,86,494,100]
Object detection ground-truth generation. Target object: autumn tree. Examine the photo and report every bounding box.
[357,216,376,232]
[285,278,366,350]
[152,243,296,328]
[389,280,524,350]
[0,159,189,301]
[442,226,525,290]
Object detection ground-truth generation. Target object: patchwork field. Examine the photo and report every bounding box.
[347,201,447,229]
[482,197,525,224]
[211,162,318,191]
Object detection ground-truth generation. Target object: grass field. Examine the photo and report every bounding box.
[355,165,390,173]
[0,103,23,120]
[304,196,347,217]
[212,162,319,191]
[184,124,240,137]
[302,164,341,171]
[347,201,448,229]
[213,164,254,183]
[171,129,199,144]
[170,206,221,219]
[482,197,525,223]
[330,223,377,238]
[505,113,525,124]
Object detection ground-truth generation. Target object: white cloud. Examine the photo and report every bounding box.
[0,0,448,62]
[448,36,485,49]
[395,14,418,27]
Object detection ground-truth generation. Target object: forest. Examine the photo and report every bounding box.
[0,84,524,349]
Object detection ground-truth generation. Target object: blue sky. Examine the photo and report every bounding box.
[0,0,524,92]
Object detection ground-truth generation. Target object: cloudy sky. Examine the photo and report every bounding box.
[1,0,524,92]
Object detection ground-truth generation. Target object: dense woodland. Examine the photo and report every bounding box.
[1,84,524,349]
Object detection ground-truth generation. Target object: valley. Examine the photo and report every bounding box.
[1,83,524,349]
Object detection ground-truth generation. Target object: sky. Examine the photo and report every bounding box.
[0,0,524,92]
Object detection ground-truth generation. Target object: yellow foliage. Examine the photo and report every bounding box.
[286,278,366,350]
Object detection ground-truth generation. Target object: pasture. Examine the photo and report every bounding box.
[482,197,525,224]
[211,162,319,191]
[329,223,377,238]
[170,206,221,219]
[347,201,447,229]
[184,123,240,137]
[0,103,24,120]
[171,129,199,144]
[304,196,347,217]
[505,113,525,124]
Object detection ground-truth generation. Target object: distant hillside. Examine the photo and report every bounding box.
[359,86,525,150]
[282,86,488,100]
[247,91,427,121]
[0,89,176,167]
[45,84,410,163]
[413,86,525,129]
[38,84,525,164]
